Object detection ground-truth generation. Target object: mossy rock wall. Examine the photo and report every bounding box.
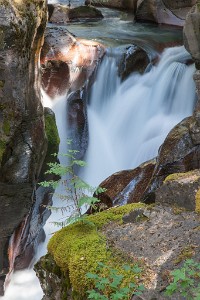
[0,0,48,294]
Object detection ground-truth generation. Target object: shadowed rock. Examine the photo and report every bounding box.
[0,0,48,294]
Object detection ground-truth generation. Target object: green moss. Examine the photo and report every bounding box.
[44,113,60,147]
[87,203,146,228]
[0,80,5,88]
[3,119,10,135]
[164,170,200,183]
[172,205,187,215]
[47,203,146,298]
[0,140,6,163]
[195,189,200,213]
[174,245,195,265]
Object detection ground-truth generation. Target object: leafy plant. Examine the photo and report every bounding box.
[86,262,145,300]
[40,139,106,227]
[165,259,200,299]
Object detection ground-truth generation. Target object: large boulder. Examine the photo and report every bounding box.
[0,0,47,295]
[155,169,200,211]
[85,0,138,12]
[184,4,200,68]
[98,159,156,207]
[41,26,105,97]
[135,0,195,26]
[48,4,103,23]
[143,114,200,203]
[118,45,150,81]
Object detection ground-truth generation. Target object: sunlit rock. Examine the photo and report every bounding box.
[135,0,195,26]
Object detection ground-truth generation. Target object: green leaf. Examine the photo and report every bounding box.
[86,273,99,280]
[73,160,87,167]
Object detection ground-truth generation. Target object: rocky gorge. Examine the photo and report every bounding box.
[0,0,200,299]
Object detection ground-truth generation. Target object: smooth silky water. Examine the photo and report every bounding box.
[0,5,196,300]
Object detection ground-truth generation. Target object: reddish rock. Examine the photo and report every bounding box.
[98,159,156,207]
[41,27,105,97]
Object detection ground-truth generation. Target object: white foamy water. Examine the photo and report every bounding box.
[81,46,196,186]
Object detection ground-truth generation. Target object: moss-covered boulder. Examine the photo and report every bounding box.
[155,169,200,212]
[35,203,146,299]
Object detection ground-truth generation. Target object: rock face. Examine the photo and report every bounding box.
[41,26,105,157]
[98,159,156,207]
[0,0,48,295]
[41,26,105,97]
[135,0,195,26]
[13,108,60,270]
[184,4,200,67]
[142,114,200,203]
[155,169,200,211]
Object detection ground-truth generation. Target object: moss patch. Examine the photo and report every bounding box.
[48,203,146,298]
[0,139,6,163]
[195,189,200,213]
[174,245,196,265]
[3,119,10,135]
[44,113,60,147]
[164,170,200,183]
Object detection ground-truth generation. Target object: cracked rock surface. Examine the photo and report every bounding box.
[104,205,200,300]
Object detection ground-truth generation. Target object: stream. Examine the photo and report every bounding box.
[1,3,196,300]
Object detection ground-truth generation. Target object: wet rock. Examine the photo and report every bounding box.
[155,169,200,211]
[34,254,67,300]
[41,26,105,97]
[42,60,70,98]
[85,0,138,12]
[48,4,103,23]
[135,0,194,26]
[14,108,60,270]
[68,5,103,21]
[98,159,156,207]
[67,92,88,160]
[0,0,47,294]
[41,27,76,65]
[119,45,150,80]
[143,114,200,203]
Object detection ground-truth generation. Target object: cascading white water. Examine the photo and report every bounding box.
[81,46,196,186]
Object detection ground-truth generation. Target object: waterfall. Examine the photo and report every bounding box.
[81,46,196,186]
